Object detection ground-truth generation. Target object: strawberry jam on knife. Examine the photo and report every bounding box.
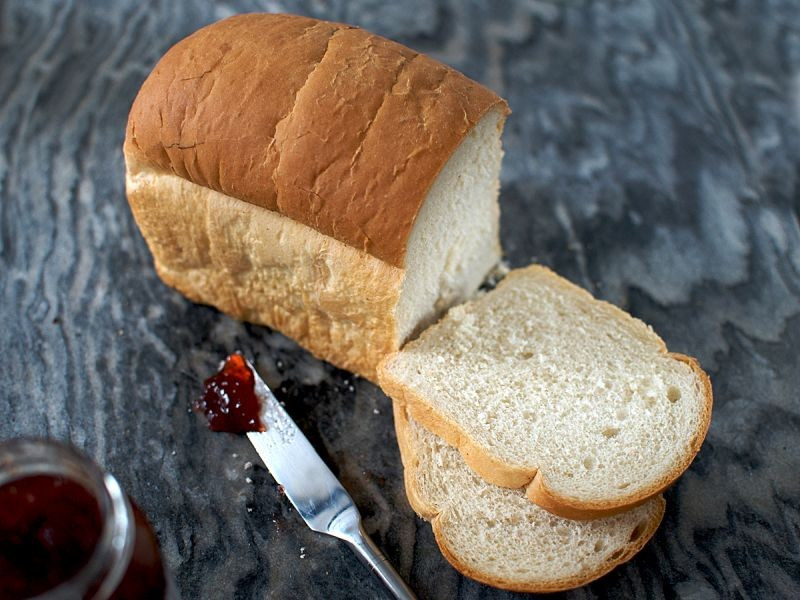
[195,353,266,433]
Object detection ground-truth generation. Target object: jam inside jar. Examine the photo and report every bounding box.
[0,439,167,600]
[0,475,103,597]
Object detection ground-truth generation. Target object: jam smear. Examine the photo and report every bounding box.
[0,475,102,599]
[195,353,266,433]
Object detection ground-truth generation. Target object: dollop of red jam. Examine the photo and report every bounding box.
[0,475,102,599]
[195,353,266,433]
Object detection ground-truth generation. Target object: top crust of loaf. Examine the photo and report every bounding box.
[124,13,509,267]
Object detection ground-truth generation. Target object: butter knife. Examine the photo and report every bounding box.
[244,358,416,600]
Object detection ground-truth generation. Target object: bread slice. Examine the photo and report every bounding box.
[379,265,712,518]
[393,404,665,593]
[124,14,508,381]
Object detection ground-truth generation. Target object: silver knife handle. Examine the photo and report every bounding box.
[344,525,417,600]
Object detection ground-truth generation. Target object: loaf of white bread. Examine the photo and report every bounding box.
[124,13,508,382]
[125,13,712,591]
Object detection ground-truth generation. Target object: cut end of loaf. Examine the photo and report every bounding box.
[395,107,505,345]
[380,265,713,516]
[393,403,666,593]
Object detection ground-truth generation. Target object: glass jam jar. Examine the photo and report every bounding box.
[0,438,167,599]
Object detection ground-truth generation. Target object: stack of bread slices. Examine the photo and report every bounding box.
[125,13,712,592]
[379,265,711,591]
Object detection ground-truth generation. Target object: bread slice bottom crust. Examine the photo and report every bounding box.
[393,403,665,593]
[379,265,713,519]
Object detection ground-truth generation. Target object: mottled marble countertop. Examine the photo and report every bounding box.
[2,1,799,598]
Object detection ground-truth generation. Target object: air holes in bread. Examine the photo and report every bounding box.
[667,386,681,403]
[617,482,631,490]
[629,522,646,543]
[602,427,620,439]
[519,350,534,360]
[593,539,605,552]
[583,456,596,470]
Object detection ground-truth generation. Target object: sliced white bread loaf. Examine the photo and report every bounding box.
[125,14,508,382]
[394,403,665,593]
[380,265,712,518]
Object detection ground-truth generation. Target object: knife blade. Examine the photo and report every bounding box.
[244,358,416,600]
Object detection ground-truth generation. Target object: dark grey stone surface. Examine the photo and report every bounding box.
[2,0,799,598]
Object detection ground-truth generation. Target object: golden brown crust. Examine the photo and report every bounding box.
[429,501,665,594]
[392,402,439,521]
[392,403,667,593]
[124,13,508,267]
[394,384,536,487]
[126,164,404,381]
[383,370,541,488]
[379,265,714,518]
